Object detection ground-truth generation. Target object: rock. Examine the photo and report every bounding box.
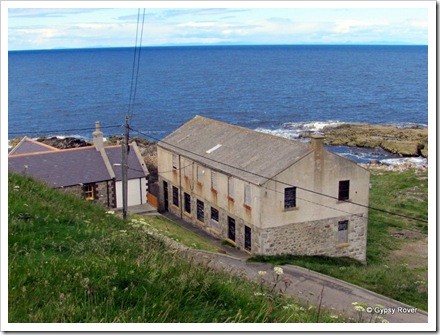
[317,124,428,158]
[37,136,91,149]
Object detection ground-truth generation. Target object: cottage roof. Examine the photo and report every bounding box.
[8,142,148,187]
[8,137,59,156]
[158,116,312,185]
[105,143,148,181]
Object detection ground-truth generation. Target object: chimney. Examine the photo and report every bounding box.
[93,121,104,151]
[311,133,324,193]
[310,133,324,152]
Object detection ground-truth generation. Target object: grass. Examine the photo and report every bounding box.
[251,169,428,311]
[130,214,219,253]
[8,173,346,323]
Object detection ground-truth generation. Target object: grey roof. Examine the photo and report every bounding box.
[105,144,148,181]
[9,143,148,188]
[9,137,58,156]
[9,147,112,187]
[158,116,312,185]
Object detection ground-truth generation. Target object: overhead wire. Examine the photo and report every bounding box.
[129,126,428,224]
[8,124,122,136]
[126,8,146,124]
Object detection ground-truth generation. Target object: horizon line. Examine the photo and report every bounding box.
[8,42,428,53]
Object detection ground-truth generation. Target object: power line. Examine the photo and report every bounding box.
[129,126,428,224]
[127,8,146,124]
[8,124,122,135]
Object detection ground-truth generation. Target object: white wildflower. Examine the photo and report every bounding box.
[354,305,365,312]
[258,270,267,276]
[106,210,115,215]
[274,267,283,275]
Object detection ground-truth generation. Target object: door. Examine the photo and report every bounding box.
[244,226,251,252]
[163,181,169,211]
[228,216,236,242]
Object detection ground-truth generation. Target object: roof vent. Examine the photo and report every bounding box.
[206,144,222,154]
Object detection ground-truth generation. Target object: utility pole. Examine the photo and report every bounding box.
[122,115,129,220]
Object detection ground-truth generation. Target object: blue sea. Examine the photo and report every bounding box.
[8,45,428,164]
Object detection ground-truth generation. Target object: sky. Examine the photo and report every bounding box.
[5,2,431,51]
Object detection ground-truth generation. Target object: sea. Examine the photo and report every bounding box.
[8,45,428,165]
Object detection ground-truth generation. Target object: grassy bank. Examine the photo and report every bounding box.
[8,173,344,323]
[252,169,428,311]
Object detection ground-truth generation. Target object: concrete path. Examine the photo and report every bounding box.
[136,211,428,323]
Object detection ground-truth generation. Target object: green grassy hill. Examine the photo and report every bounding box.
[8,173,342,323]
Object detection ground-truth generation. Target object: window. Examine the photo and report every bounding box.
[338,220,349,244]
[228,177,234,199]
[244,184,251,206]
[197,165,204,183]
[211,207,219,222]
[197,199,204,222]
[172,186,179,207]
[211,171,217,191]
[284,187,296,209]
[211,207,220,232]
[172,154,178,171]
[338,180,350,201]
[228,217,236,242]
[244,226,251,252]
[184,192,191,214]
[83,184,95,200]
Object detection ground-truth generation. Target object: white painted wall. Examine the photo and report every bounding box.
[115,178,146,208]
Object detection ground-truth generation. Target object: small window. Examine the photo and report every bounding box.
[197,199,204,222]
[197,165,203,183]
[228,216,236,242]
[172,186,179,207]
[284,187,296,209]
[83,184,95,200]
[211,207,219,222]
[338,180,350,201]
[244,184,251,206]
[211,171,217,191]
[338,220,349,244]
[172,154,178,171]
[211,207,220,231]
[244,226,251,252]
[184,192,191,214]
[228,177,234,199]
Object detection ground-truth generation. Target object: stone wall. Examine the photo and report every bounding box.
[60,180,115,208]
[260,214,367,263]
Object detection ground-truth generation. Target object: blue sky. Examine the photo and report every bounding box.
[5,3,431,51]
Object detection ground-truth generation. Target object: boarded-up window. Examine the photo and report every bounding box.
[197,199,204,222]
[244,184,251,206]
[184,192,191,214]
[211,171,217,191]
[338,180,350,201]
[228,177,234,198]
[338,220,349,244]
[284,187,296,209]
[228,217,236,242]
[173,154,179,171]
[172,186,179,207]
[184,160,190,177]
[197,165,203,183]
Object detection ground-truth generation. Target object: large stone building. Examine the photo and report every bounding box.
[157,116,370,262]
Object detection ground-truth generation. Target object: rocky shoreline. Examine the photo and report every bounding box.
[304,123,428,158]
[9,122,428,174]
